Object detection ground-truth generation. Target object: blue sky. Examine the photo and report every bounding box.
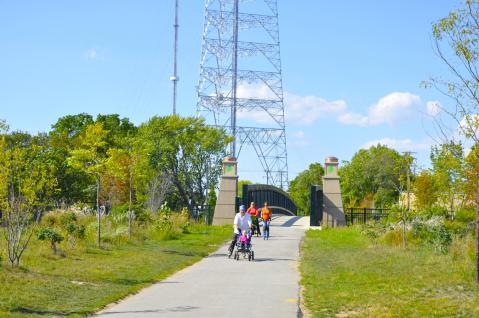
[0,1,464,183]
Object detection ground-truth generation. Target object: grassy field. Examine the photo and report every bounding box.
[300,227,479,318]
[0,223,230,318]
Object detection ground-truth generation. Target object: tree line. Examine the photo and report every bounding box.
[288,142,479,215]
[1,114,229,212]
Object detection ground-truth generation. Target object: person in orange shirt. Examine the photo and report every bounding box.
[247,202,261,236]
[261,201,272,240]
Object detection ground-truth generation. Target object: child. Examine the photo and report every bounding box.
[239,230,249,250]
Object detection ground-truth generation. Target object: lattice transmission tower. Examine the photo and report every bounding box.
[197,0,289,189]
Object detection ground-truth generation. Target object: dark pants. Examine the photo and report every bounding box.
[229,233,239,252]
[253,218,261,235]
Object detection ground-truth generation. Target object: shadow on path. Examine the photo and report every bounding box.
[96,306,199,316]
[254,258,294,262]
[277,216,303,227]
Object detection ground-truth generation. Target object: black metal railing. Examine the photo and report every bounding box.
[344,208,390,225]
[192,205,214,225]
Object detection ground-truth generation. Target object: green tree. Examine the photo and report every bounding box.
[428,0,479,282]
[2,130,58,266]
[339,145,405,208]
[37,228,64,254]
[430,142,466,212]
[0,120,9,210]
[67,122,109,247]
[106,137,149,240]
[238,180,252,198]
[289,163,324,215]
[413,170,438,210]
[50,113,95,204]
[138,116,230,211]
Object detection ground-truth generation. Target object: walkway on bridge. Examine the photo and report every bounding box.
[94,216,309,318]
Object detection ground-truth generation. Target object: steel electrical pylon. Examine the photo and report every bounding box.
[197,0,289,189]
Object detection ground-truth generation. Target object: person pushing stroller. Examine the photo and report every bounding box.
[228,205,252,257]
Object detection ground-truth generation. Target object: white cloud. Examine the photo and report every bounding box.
[289,130,311,147]
[236,84,347,125]
[285,93,347,124]
[361,137,430,151]
[237,83,276,99]
[337,112,369,126]
[235,86,422,128]
[294,131,305,138]
[339,92,421,126]
[426,100,441,117]
[84,49,99,60]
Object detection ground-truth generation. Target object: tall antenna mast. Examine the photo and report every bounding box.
[170,0,179,115]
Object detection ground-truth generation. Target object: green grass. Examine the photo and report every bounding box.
[300,227,479,318]
[0,223,230,317]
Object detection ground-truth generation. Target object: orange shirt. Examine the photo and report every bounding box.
[261,207,272,221]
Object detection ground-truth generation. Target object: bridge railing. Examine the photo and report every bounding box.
[344,208,390,225]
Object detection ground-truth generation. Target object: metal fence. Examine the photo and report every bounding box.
[192,205,215,225]
[344,208,390,225]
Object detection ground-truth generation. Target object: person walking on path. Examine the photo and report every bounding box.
[261,201,272,240]
[228,205,252,256]
[247,202,261,236]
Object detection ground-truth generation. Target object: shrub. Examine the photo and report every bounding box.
[134,208,151,225]
[454,208,475,223]
[66,223,86,240]
[38,228,64,254]
[420,206,449,219]
[42,213,60,227]
[411,217,451,253]
[102,226,129,245]
[59,211,77,226]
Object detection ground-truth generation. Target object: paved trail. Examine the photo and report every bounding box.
[95,216,309,318]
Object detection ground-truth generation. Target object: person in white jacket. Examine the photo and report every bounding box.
[228,205,252,256]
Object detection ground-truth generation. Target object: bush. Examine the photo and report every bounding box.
[411,217,451,253]
[102,226,129,245]
[38,228,64,254]
[66,223,86,240]
[420,206,449,219]
[42,213,60,227]
[454,208,475,223]
[444,220,472,237]
[59,211,77,226]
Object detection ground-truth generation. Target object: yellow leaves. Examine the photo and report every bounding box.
[67,122,109,177]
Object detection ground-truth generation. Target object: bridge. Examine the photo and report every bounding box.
[241,183,297,216]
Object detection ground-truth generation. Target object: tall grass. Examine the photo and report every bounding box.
[300,227,479,317]
[0,209,230,318]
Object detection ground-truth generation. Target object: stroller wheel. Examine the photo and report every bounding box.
[251,251,255,260]
[248,254,251,261]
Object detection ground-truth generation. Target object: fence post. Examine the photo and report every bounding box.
[363,208,367,224]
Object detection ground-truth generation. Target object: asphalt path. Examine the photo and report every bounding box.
[94,215,308,318]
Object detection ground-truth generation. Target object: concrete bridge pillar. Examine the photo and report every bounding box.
[322,156,346,227]
[212,157,238,225]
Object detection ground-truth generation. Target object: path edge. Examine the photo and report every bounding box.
[297,232,311,318]
[93,238,231,316]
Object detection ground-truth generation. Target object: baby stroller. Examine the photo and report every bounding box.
[233,231,255,261]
